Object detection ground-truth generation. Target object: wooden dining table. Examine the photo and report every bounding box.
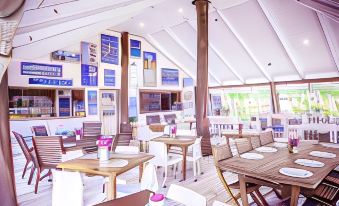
[151,135,196,181]
[57,152,154,200]
[217,142,339,206]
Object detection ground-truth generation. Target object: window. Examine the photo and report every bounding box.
[276,84,310,114]
[139,90,181,113]
[310,83,339,116]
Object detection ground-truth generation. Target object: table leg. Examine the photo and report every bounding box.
[238,174,249,206]
[139,163,144,183]
[290,185,300,206]
[107,175,117,200]
[180,146,188,181]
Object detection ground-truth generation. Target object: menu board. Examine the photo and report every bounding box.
[101,34,119,65]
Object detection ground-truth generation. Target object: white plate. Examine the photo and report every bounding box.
[100,159,129,168]
[255,146,278,153]
[240,153,264,160]
[273,142,287,148]
[279,167,313,178]
[309,151,336,159]
[294,159,325,168]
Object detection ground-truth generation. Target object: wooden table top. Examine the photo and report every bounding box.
[218,142,339,189]
[57,152,154,176]
[151,135,196,146]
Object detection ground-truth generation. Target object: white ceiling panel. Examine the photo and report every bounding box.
[220,0,298,81]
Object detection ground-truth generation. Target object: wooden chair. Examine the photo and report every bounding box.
[77,121,102,153]
[211,144,268,206]
[32,136,64,194]
[249,136,261,149]
[235,138,253,154]
[31,125,49,136]
[259,131,274,145]
[12,131,37,182]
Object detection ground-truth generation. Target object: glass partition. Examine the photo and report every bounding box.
[276,84,310,114]
[310,83,339,116]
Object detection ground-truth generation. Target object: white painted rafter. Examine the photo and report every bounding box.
[216,9,272,82]
[164,27,222,85]
[256,0,304,79]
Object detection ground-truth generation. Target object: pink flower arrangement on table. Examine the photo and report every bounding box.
[288,130,300,153]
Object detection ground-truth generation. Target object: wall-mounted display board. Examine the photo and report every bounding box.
[21,62,62,77]
[130,39,141,58]
[104,69,115,86]
[143,51,157,87]
[81,42,98,86]
[51,50,80,63]
[88,90,98,115]
[101,34,119,65]
[29,78,73,86]
[161,68,179,86]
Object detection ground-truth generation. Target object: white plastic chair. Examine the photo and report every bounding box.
[61,150,84,162]
[117,163,158,197]
[166,184,206,206]
[148,141,183,187]
[52,170,105,206]
[212,200,231,206]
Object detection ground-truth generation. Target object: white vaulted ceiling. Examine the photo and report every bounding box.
[10,0,339,86]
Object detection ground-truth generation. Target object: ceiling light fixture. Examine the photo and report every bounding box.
[303,39,309,45]
[178,8,183,13]
[139,22,145,28]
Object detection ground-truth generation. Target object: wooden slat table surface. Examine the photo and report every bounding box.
[152,135,196,181]
[218,142,339,206]
[57,152,154,200]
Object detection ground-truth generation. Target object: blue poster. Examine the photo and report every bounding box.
[161,68,179,86]
[29,78,72,86]
[87,90,98,115]
[101,34,119,65]
[81,64,98,86]
[183,78,194,87]
[128,97,137,118]
[130,39,141,58]
[59,97,71,117]
[104,69,115,86]
[81,42,97,66]
[21,62,62,77]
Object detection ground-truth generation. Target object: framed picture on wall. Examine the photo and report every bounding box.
[161,68,179,86]
[143,51,157,87]
[101,34,119,65]
[130,39,141,58]
[87,90,98,115]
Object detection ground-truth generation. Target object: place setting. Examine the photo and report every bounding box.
[309,151,337,159]
[240,152,264,160]
[255,146,278,153]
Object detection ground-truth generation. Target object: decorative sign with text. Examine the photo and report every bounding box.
[21,62,62,77]
[101,34,119,65]
[29,78,73,86]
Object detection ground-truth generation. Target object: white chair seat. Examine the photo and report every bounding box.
[61,150,84,162]
[167,156,183,166]
[167,184,206,206]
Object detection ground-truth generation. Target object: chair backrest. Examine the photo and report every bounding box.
[249,135,261,149]
[167,184,206,206]
[33,136,64,168]
[191,137,202,160]
[12,131,32,161]
[164,113,177,124]
[235,138,253,154]
[52,170,84,206]
[82,121,102,139]
[146,115,161,125]
[259,131,274,145]
[213,201,231,206]
[140,163,158,192]
[211,144,233,166]
[31,125,49,136]
[114,146,139,154]
[148,141,168,166]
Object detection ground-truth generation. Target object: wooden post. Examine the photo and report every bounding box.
[193,0,212,155]
[270,82,279,113]
[0,71,17,206]
[120,32,129,124]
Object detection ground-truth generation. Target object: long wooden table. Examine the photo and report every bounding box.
[151,135,196,181]
[57,152,154,200]
[217,142,339,206]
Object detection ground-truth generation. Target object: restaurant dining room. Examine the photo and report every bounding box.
[0,0,339,206]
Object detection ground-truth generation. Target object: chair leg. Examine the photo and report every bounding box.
[28,167,35,185]
[34,168,41,194]
[250,192,262,206]
[216,168,240,206]
[40,169,51,181]
[254,189,269,206]
[197,159,202,175]
[273,188,283,199]
[162,166,168,188]
[22,160,29,179]
[193,161,197,182]
[173,163,177,179]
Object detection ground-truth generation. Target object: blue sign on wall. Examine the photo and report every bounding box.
[101,34,119,65]
[130,39,141,58]
[59,97,71,117]
[81,64,98,86]
[21,62,62,77]
[183,78,194,87]
[29,78,73,86]
[87,90,98,115]
[104,69,115,86]
[161,68,179,86]
[128,97,137,118]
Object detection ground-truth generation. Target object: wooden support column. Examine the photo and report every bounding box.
[120,32,129,124]
[0,71,17,206]
[270,82,279,113]
[193,0,212,155]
